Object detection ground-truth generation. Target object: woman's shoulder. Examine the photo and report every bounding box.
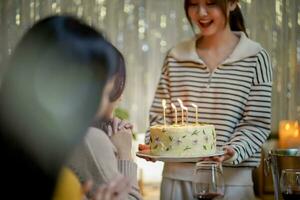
[226,32,263,62]
[167,36,199,61]
[85,127,114,149]
[86,127,107,138]
[170,37,196,52]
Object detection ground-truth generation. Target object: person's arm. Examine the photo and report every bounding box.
[145,56,173,144]
[224,50,273,165]
[84,128,142,200]
[109,126,138,184]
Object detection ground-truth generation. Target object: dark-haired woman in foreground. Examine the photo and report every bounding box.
[141,0,272,199]
[0,15,132,200]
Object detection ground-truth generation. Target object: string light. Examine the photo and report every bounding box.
[1,0,298,133]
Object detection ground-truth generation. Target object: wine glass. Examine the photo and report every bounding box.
[280,169,300,200]
[192,161,225,200]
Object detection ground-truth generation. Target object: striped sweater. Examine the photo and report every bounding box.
[146,32,272,167]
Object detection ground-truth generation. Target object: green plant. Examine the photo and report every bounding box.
[114,107,137,140]
[114,107,129,120]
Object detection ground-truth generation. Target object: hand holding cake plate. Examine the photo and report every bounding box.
[137,144,157,162]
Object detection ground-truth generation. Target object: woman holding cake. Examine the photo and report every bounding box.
[141,0,272,199]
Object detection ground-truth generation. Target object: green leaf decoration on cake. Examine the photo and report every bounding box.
[153,144,158,149]
[169,136,173,141]
[182,135,186,139]
[211,144,213,150]
[212,130,216,140]
[184,146,191,151]
[192,139,198,145]
[192,130,200,136]
[203,145,207,150]
[160,143,167,150]
[175,139,182,146]
[154,136,160,144]
[205,136,209,144]
[166,145,172,151]
[162,128,167,133]
[203,130,207,136]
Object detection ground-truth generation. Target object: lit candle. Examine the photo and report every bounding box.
[162,99,167,126]
[279,120,300,148]
[192,103,198,124]
[177,99,184,125]
[183,106,188,125]
[171,103,177,125]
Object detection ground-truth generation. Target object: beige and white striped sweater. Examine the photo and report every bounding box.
[146,32,273,167]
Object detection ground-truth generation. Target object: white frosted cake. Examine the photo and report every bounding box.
[149,124,216,157]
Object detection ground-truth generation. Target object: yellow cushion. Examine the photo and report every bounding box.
[53,167,83,200]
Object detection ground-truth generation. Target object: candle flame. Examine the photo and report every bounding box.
[171,103,178,124]
[294,130,299,137]
[177,98,183,108]
[177,99,187,110]
[171,103,176,110]
[162,99,166,108]
[183,105,188,111]
[285,123,290,130]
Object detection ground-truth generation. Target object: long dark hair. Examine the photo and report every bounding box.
[109,49,126,102]
[92,48,126,133]
[0,15,120,199]
[184,0,248,36]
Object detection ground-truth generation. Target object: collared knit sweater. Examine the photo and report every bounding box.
[146,32,272,168]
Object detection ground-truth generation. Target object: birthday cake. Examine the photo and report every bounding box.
[149,124,216,157]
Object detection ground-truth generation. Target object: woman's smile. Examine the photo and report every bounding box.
[198,19,214,29]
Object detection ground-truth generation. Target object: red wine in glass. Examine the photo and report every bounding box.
[196,192,223,200]
[282,191,300,200]
[280,169,300,200]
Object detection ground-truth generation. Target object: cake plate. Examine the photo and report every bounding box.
[136,150,225,162]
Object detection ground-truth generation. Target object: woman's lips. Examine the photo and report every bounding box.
[198,20,213,28]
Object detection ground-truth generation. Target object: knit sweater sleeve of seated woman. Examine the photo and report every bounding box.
[140,0,273,200]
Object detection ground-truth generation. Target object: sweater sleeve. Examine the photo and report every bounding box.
[145,56,173,144]
[225,50,273,165]
[69,128,142,200]
[118,160,138,181]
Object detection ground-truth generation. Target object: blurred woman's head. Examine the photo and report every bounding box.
[100,49,126,119]
[0,15,120,198]
[184,0,247,36]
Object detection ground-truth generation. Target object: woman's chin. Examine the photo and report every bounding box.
[199,30,216,37]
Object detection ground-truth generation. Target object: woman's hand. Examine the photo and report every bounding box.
[138,144,150,152]
[82,176,131,200]
[107,117,133,136]
[204,146,235,163]
[117,119,133,131]
[137,144,156,162]
[110,127,133,160]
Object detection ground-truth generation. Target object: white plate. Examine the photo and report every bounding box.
[136,150,225,162]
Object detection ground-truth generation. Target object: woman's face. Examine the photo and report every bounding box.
[96,77,115,118]
[102,95,122,119]
[187,0,236,36]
